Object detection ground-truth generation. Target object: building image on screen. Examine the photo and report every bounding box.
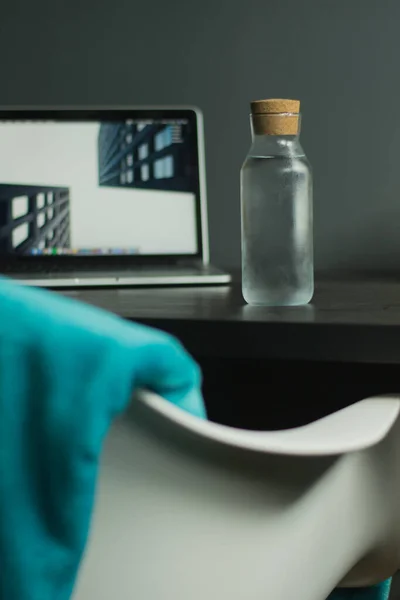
[0,184,70,254]
[0,118,199,257]
[98,121,197,193]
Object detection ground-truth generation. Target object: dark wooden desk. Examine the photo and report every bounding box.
[65,278,400,430]
[65,277,400,364]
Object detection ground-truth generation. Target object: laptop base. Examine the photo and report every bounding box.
[10,264,232,288]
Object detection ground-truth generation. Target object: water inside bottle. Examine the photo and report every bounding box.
[241,155,313,306]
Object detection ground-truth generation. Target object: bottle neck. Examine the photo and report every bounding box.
[249,134,305,159]
[249,111,304,158]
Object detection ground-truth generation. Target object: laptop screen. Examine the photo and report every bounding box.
[0,111,201,258]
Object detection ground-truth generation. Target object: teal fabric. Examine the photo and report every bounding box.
[0,278,393,600]
[0,278,204,599]
[328,580,392,600]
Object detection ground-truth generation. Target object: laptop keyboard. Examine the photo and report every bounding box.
[2,263,67,275]
[1,262,111,275]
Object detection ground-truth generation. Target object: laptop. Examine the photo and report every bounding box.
[0,106,231,287]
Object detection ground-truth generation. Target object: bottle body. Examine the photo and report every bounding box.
[241,134,313,306]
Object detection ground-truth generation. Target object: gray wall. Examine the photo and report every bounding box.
[1,0,400,271]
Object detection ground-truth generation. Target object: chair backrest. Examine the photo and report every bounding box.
[74,392,400,600]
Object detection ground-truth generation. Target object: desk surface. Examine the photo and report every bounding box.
[66,277,400,365]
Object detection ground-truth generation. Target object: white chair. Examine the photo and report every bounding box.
[74,392,400,600]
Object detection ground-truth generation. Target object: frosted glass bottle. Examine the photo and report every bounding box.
[241,98,313,306]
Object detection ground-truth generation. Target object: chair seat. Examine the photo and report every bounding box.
[75,393,400,600]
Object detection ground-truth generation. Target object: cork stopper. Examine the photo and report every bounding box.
[250,98,300,136]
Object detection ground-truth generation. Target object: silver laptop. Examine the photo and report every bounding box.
[0,106,231,287]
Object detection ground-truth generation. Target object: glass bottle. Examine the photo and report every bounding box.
[240,98,313,306]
